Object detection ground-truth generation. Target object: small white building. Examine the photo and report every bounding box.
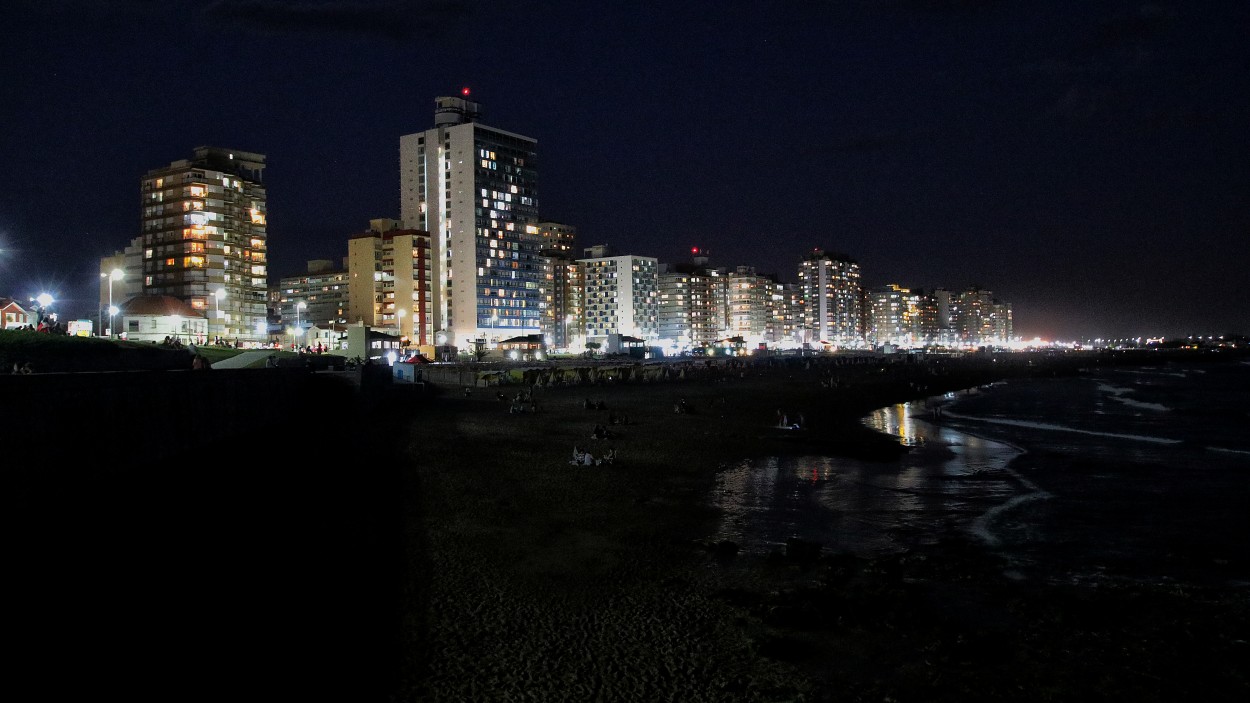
[117,295,208,344]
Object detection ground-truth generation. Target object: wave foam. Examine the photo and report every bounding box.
[941,411,1183,444]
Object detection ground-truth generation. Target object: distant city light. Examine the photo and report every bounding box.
[461,87,471,96]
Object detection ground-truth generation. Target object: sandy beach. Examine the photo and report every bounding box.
[375,355,1248,702]
[10,354,1246,702]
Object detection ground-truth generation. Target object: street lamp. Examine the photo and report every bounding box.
[33,293,54,328]
[105,268,123,337]
[295,301,306,332]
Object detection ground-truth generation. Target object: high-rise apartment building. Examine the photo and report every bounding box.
[579,245,658,344]
[345,219,434,347]
[399,93,542,348]
[656,248,728,350]
[869,284,922,347]
[537,221,578,350]
[140,147,268,342]
[725,265,786,346]
[276,258,349,333]
[797,250,863,347]
[949,286,1013,346]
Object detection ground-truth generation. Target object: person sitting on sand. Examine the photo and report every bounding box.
[570,445,589,465]
[601,447,616,465]
[591,423,612,440]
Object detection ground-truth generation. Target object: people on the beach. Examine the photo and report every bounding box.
[569,443,615,466]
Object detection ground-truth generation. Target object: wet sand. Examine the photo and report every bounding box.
[389,358,1250,701]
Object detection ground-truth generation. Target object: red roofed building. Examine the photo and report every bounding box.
[0,298,34,330]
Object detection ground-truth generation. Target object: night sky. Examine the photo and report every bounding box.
[2,0,1247,341]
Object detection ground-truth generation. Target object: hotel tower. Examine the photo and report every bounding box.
[140,147,268,342]
[399,92,542,348]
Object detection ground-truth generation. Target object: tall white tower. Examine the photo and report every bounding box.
[400,92,541,348]
[797,249,863,347]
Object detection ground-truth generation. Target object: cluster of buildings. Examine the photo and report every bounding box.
[85,93,1012,355]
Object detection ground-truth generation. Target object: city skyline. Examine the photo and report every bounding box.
[1,1,1246,341]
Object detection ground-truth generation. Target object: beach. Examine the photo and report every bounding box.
[383,355,1249,701]
[9,353,1247,701]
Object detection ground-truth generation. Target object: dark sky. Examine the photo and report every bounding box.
[2,0,1247,341]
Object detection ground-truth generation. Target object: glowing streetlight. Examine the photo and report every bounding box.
[295,301,306,331]
[32,293,54,327]
[104,268,123,337]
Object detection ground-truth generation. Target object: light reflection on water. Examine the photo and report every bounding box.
[707,400,1025,557]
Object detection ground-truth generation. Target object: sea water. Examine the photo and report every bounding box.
[707,359,1250,585]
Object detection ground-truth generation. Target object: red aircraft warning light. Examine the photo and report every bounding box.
[462,87,471,96]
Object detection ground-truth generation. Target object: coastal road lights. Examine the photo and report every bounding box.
[105,268,122,337]
[33,293,54,327]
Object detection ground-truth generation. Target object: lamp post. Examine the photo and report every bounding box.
[104,268,123,337]
[34,293,54,328]
[295,301,306,332]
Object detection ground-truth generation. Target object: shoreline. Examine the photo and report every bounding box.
[392,358,1250,701]
[11,353,1248,701]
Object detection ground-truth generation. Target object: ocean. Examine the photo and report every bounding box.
[707,358,1250,587]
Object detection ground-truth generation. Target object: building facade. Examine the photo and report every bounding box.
[579,245,658,345]
[869,284,923,348]
[400,94,542,348]
[140,146,268,343]
[275,259,350,336]
[797,250,863,348]
[725,266,785,346]
[656,249,729,351]
[537,221,578,350]
[345,219,434,348]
